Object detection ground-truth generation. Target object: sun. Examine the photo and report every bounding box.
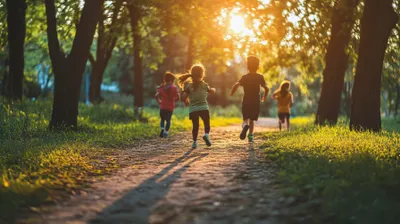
[230,15,246,34]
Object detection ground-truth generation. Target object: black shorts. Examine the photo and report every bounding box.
[242,102,260,121]
[189,110,210,120]
[278,113,290,123]
[160,109,173,120]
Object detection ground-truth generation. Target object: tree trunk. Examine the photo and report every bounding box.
[185,33,194,71]
[88,0,122,104]
[315,0,359,125]
[388,87,393,116]
[5,0,26,100]
[153,12,174,87]
[395,84,400,118]
[129,4,144,116]
[219,72,228,106]
[2,56,9,96]
[164,13,173,72]
[45,0,101,129]
[45,0,68,127]
[89,61,106,103]
[342,64,353,118]
[350,0,398,131]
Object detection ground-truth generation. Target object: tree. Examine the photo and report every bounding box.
[185,33,194,71]
[350,0,398,131]
[88,0,124,104]
[45,0,101,129]
[315,0,359,125]
[4,0,26,100]
[128,2,144,118]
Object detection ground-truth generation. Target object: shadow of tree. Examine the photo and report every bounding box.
[89,148,208,224]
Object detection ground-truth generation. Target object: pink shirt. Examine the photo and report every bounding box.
[158,84,179,111]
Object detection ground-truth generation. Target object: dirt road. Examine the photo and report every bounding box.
[22,118,293,224]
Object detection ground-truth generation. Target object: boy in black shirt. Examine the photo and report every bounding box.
[230,56,269,142]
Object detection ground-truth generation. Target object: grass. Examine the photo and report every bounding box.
[262,116,400,223]
[0,99,241,222]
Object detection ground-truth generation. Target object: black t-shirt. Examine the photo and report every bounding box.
[238,73,266,104]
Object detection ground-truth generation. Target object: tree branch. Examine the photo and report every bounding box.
[88,52,96,67]
[44,0,64,72]
[69,0,102,60]
[103,0,124,60]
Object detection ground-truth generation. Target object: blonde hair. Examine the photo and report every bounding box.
[178,63,206,91]
[274,80,291,96]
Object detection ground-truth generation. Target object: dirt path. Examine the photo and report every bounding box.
[22,118,291,224]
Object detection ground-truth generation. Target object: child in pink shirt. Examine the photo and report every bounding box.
[155,72,180,138]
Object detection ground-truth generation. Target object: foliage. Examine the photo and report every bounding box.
[0,99,240,222]
[0,0,398,119]
[262,117,400,223]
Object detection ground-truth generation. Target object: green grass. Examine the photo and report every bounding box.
[263,117,400,223]
[0,99,241,222]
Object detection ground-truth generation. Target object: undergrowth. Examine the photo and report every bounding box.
[263,117,400,223]
[0,99,241,222]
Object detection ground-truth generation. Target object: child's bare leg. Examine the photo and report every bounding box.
[286,117,290,130]
[240,118,250,140]
[249,120,255,134]
[279,120,282,131]
[242,118,250,127]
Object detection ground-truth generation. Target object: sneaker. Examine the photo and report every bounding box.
[159,129,164,138]
[240,125,249,140]
[163,132,169,138]
[248,134,254,142]
[203,134,212,146]
[192,141,198,149]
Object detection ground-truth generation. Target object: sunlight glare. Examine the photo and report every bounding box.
[260,0,270,5]
[230,15,246,34]
[287,13,301,26]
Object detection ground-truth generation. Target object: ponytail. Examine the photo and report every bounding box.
[177,74,193,89]
[177,64,205,91]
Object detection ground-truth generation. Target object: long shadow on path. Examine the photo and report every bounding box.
[90,148,208,224]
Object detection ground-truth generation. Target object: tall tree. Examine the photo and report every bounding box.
[350,0,398,131]
[395,84,400,117]
[45,0,101,129]
[185,33,194,71]
[5,0,26,100]
[128,2,144,118]
[315,0,359,125]
[88,0,124,104]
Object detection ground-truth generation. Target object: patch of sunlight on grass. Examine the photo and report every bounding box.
[0,99,241,222]
[262,117,400,223]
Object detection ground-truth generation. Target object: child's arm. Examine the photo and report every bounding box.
[174,87,180,101]
[182,92,189,106]
[155,92,161,104]
[290,93,294,107]
[181,85,190,106]
[261,84,269,102]
[208,86,216,94]
[272,92,278,99]
[230,82,240,96]
[175,94,180,101]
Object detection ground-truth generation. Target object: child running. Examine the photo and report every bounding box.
[155,72,180,138]
[230,55,269,142]
[272,80,294,131]
[179,64,216,149]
